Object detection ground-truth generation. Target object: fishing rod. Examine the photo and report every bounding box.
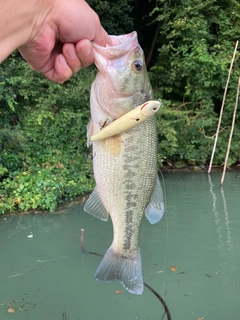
[80,229,171,320]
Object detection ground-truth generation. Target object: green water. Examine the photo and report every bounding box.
[0,171,239,320]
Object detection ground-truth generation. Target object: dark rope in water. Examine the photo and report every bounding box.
[80,228,171,320]
[80,228,102,256]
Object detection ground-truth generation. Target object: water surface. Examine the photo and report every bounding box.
[0,171,239,319]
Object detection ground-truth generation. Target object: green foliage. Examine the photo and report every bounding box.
[151,0,240,167]
[0,165,94,214]
[87,0,134,34]
[0,53,95,214]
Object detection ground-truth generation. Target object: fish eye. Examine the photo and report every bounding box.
[132,60,143,71]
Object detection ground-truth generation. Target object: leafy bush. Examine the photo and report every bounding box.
[0,165,93,214]
[0,53,95,214]
[151,0,240,167]
[88,0,134,34]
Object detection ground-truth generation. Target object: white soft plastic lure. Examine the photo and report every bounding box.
[90,100,162,142]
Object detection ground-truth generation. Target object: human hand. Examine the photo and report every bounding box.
[18,0,111,83]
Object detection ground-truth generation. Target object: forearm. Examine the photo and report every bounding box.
[0,0,52,63]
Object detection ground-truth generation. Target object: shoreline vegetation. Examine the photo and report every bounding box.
[1,0,240,214]
[1,166,239,216]
[0,165,240,219]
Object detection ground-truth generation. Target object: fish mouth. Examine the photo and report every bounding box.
[92,32,140,74]
[92,31,138,59]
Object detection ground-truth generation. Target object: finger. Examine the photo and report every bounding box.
[76,39,95,68]
[43,54,73,83]
[62,43,81,74]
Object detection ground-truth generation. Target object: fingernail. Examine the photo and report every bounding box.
[67,46,77,59]
[80,45,90,57]
[58,55,68,68]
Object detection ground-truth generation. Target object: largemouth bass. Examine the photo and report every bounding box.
[84,31,164,295]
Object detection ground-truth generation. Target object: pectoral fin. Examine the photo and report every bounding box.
[145,175,164,224]
[84,187,109,221]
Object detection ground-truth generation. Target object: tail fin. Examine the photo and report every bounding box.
[95,246,143,295]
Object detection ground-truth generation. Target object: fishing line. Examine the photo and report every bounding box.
[158,166,169,302]
[80,228,171,320]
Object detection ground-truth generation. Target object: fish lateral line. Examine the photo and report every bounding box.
[90,100,162,142]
